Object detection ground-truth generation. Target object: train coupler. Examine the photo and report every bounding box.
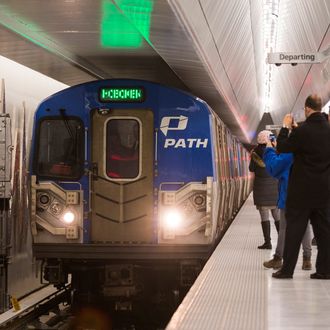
[43,261,68,287]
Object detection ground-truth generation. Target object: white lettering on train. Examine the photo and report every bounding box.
[164,138,208,148]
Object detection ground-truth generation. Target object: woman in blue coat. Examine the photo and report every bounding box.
[263,137,312,270]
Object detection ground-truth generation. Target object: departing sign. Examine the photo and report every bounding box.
[265,124,283,130]
[267,52,323,65]
[267,46,330,65]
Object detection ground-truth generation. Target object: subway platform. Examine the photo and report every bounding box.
[166,195,330,330]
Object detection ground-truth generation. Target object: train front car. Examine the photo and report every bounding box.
[30,80,218,310]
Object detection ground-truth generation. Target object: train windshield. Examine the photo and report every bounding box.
[35,117,84,179]
[106,118,140,179]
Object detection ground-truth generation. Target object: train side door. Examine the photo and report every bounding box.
[91,109,154,243]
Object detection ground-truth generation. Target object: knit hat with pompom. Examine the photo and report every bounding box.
[257,130,273,144]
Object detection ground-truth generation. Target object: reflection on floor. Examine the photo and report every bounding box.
[166,195,330,330]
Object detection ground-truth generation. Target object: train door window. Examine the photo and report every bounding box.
[218,125,225,179]
[224,132,230,179]
[35,117,84,179]
[106,118,140,179]
[217,123,224,179]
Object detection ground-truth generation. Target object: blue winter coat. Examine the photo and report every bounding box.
[263,148,293,209]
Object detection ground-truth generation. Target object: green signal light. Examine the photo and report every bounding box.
[101,0,153,48]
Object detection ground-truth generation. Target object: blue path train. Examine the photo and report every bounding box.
[30,79,251,309]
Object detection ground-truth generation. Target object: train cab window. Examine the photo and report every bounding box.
[106,118,140,179]
[35,118,84,179]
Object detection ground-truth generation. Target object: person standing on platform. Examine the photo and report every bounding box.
[262,137,312,270]
[249,130,280,250]
[273,94,330,279]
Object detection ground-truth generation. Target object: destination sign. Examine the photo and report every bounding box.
[99,87,145,102]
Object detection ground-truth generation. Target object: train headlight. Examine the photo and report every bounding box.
[192,193,206,211]
[37,192,51,208]
[39,193,50,205]
[62,210,75,224]
[193,194,205,206]
[163,209,183,230]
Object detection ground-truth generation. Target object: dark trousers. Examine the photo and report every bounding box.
[281,206,330,275]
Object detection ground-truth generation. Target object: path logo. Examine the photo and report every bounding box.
[160,116,208,149]
[160,116,188,136]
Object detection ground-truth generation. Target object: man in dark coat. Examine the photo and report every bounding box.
[273,94,330,279]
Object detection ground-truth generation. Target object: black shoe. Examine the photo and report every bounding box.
[310,272,330,280]
[258,242,272,249]
[272,270,293,279]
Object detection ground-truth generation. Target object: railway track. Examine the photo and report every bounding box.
[0,285,72,330]
[0,283,175,329]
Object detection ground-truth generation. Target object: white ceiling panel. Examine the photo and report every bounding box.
[270,0,330,123]
[0,0,329,143]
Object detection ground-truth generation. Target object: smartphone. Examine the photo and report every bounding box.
[269,134,276,142]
